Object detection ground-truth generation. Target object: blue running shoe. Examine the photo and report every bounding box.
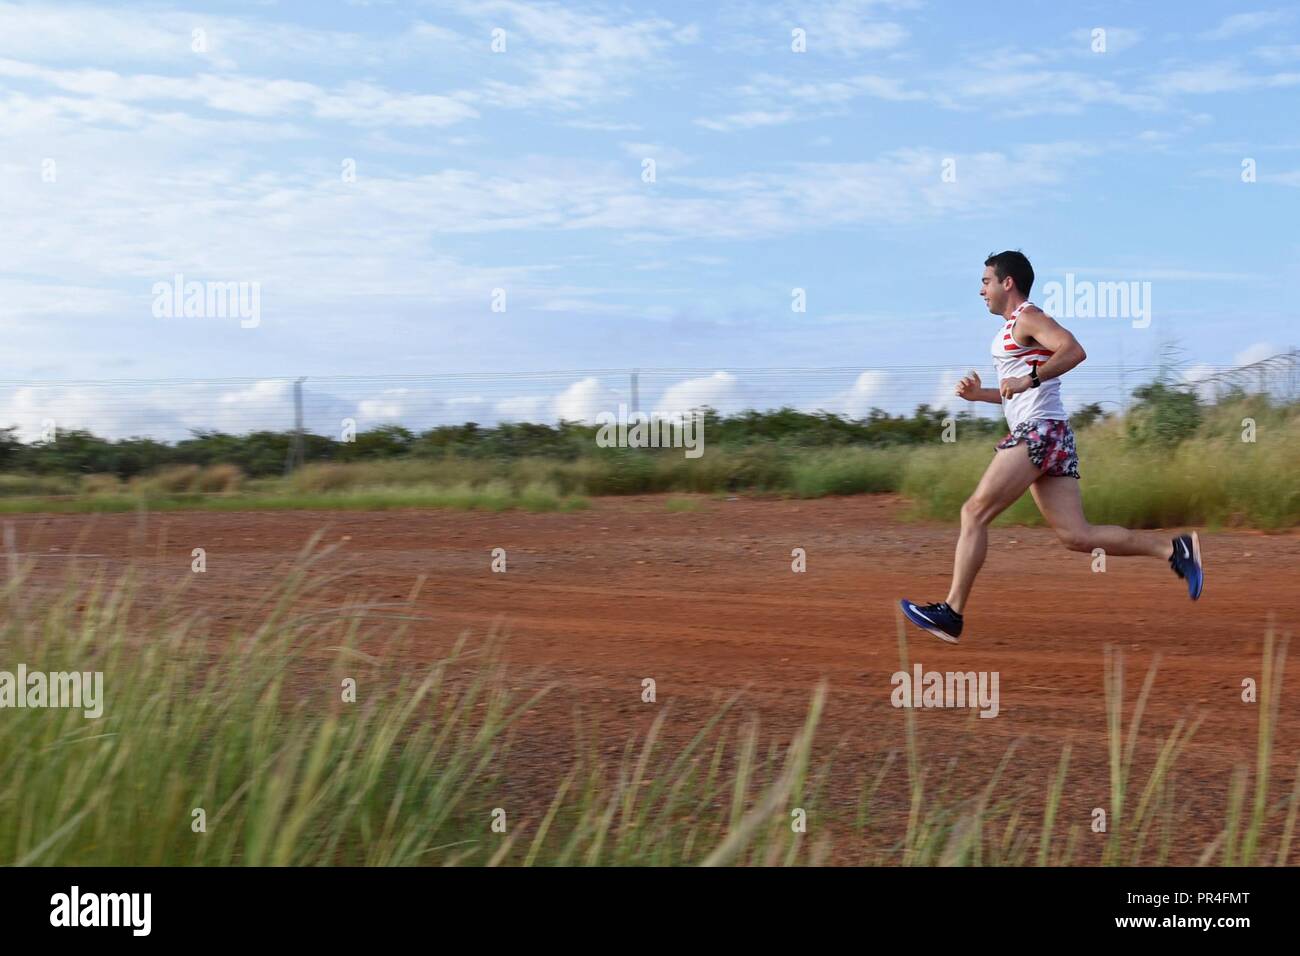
[899,599,963,644]
[1169,532,1204,600]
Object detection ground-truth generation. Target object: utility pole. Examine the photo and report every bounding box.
[285,377,306,475]
[294,377,306,470]
[1118,332,1127,415]
[630,369,640,416]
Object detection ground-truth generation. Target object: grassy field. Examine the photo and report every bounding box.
[0,476,589,515]
[0,397,1295,528]
[903,400,1300,529]
[1,542,1295,866]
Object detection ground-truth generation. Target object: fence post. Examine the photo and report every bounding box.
[284,377,306,475]
[1117,335,1127,414]
[630,369,640,416]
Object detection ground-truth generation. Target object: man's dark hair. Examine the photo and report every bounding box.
[985,250,1034,296]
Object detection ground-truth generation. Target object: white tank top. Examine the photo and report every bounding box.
[991,300,1067,431]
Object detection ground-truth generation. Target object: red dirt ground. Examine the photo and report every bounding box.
[8,495,1299,864]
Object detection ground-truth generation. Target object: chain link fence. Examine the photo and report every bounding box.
[1,352,1295,445]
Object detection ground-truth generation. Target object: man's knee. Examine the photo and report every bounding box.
[961,495,998,527]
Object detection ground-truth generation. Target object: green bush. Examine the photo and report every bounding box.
[1126,382,1202,446]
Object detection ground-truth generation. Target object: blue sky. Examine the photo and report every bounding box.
[0,0,1297,437]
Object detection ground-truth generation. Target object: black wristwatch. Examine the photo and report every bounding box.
[1029,366,1041,388]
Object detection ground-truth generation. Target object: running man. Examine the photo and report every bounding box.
[899,250,1204,644]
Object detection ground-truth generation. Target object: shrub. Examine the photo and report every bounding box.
[80,473,122,495]
[130,464,201,494]
[195,464,245,493]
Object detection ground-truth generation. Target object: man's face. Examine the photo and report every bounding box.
[980,265,1011,314]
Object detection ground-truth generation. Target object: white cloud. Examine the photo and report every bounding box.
[495,395,550,422]
[312,83,478,127]
[448,0,690,111]
[751,0,911,56]
[536,298,628,314]
[696,72,923,131]
[695,109,800,132]
[620,141,694,170]
[700,45,1300,131]
[357,388,413,422]
[678,143,1096,230]
[0,3,468,72]
[928,370,961,413]
[1256,43,1300,62]
[0,385,168,441]
[0,138,1103,342]
[1233,341,1279,366]
[0,0,1288,395]
[1050,267,1263,282]
[0,58,479,127]
[824,370,889,418]
[653,371,739,417]
[0,378,305,441]
[1149,61,1300,95]
[1202,11,1293,41]
[1068,26,1142,54]
[554,377,623,423]
[1182,363,1218,401]
[564,118,643,131]
[942,68,1163,115]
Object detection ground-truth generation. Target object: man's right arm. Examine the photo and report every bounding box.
[955,371,1003,405]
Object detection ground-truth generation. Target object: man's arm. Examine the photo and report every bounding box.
[1012,308,1087,381]
[955,371,1003,404]
[998,307,1087,398]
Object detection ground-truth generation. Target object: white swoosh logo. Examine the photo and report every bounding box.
[909,604,937,625]
[1181,541,1190,559]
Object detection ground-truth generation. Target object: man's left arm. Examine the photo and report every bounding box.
[1000,309,1087,397]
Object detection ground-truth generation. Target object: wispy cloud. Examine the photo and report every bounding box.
[1149,60,1300,95]
[1201,10,1294,41]
[0,58,480,127]
[720,0,914,57]
[1,0,1293,396]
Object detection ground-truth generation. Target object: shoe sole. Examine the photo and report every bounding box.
[1191,530,1204,600]
[898,600,960,644]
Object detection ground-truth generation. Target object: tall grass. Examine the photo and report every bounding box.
[1,549,1294,865]
[889,612,1294,867]
[789,447,908,498]
[1100,648,1201,865]
[0,479,587,515]
[0,397,1295,527]
[900,404,1300,529]
[0,542,826,866]
[0,537,531,865]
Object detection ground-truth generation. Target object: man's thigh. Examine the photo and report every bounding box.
[1029,475,1088,532]
[968,443,1043,517]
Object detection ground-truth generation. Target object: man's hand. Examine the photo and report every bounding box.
[955,370,982,401]
[999,375,1031,399]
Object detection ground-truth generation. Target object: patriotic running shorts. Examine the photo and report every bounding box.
[995,418,1080,479]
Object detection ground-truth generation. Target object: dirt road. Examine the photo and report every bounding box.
[8,495,1298,863]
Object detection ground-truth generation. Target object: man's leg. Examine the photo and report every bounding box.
[943,444,1043,613]
[1029,477,1171,558]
